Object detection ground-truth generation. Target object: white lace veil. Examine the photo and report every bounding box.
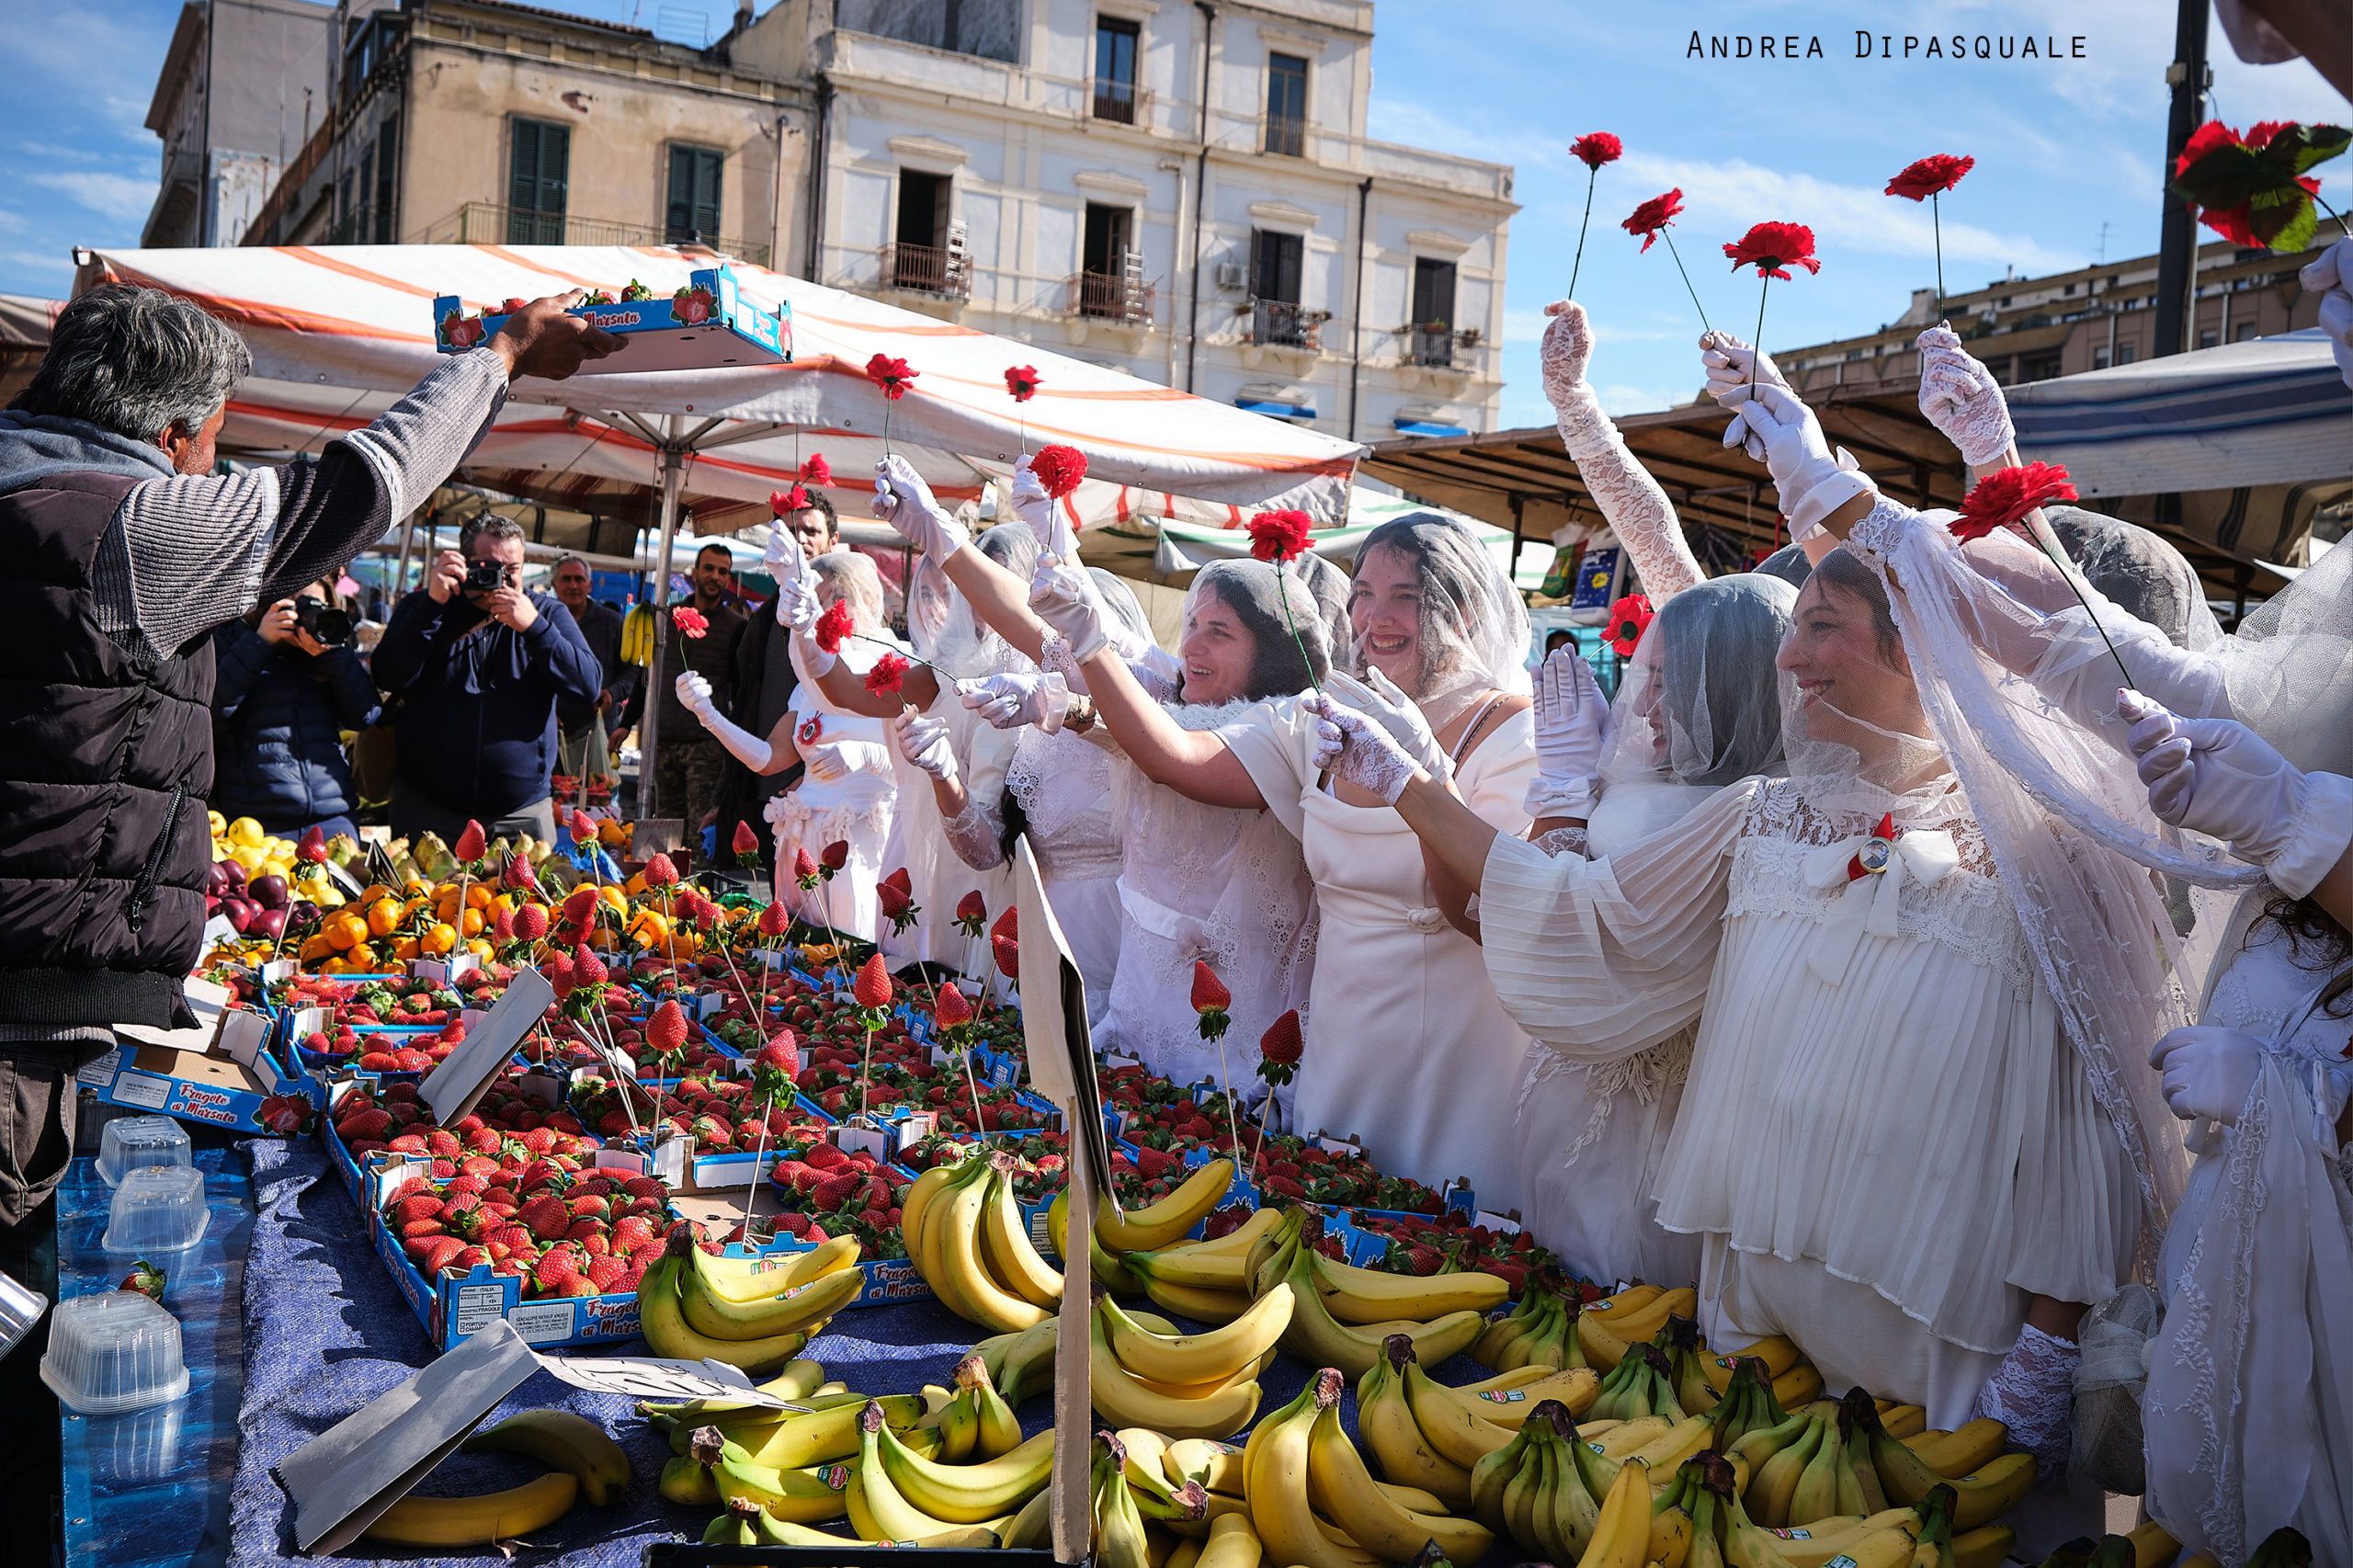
[1182,558,1330,702]
[1344,514,1533,720]
[1599,572,1797,792]
[910,522,1038,681]
[1292,550,1353,672]
[1087,567,1157,653]
[810,549,885,633]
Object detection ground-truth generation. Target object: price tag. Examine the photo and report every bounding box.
[530,1351,812,1413]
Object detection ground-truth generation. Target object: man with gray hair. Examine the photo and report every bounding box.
[0,282,617,1234]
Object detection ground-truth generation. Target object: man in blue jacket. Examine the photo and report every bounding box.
[373,513,600,843]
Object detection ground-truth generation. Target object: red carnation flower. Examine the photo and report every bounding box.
[642,852,679,889]
[820,840,849,872]
[454,820,488,863]
[814,599,856,653]
[853,953,892,1009]
[1603,593,1654,657]
[864,353,917,400]
[800,452,832,487]
[1029,443,1087,500]
[771,484,811,517]
[1885,153,1974,201]
[732,819,761,858]
[2168,119,2338,250]
[1621,188,1684,253]
[671,606,710,640]
[1004,365,1040,402]
[1723,222,1822,280]
[1950,461,2079,542]
[864,652,911,699]
[1570,131,1623,170]
[1190,960,1232,1014]
[1245,508,1313,564]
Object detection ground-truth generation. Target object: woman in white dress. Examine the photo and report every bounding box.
[1311,545,2153,1493]
[1510,573,1794,1289]
[673,549,901,942]
[864,455,1321,1094]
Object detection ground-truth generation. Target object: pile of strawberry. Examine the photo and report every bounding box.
[1350,1210,1557,1294]
[381,1163,677,1298]
[767,1144,909,1258]
[331,1074,601,1163]
[300,1020,470,1072]
[572,1070,814,1154]
[1248,1134,1449,1213]
[290,976,469,1030]
[903,1132,1071,1204]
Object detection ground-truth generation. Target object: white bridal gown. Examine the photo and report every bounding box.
[1480,773,2138,1427]
[878,695,1021,975]
[1005,722,1127,1006]
[767,635,903,944]
[1222,696,1536,1212]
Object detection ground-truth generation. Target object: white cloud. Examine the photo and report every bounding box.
[0,248,74,279]
[1594,381,1699,418]
[27,171,156,225]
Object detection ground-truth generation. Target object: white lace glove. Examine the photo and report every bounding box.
[1028,553,1109,663]
[1970,1324,2080,1477]
[871,454,969,565]
[801,743,850,784]
[1698,330,1792,404]
[1543,301,1703,602]
[2149,1025,2263,1125]
[676,671,774,771]
[1526,646,1609,817]
[1324,668,1451,785]
[1009,455,1078,559]
[959,671,1073,733]
[1915,324,2016,467]
[2301,236,2353,392]
[893,710,959,783]
[1714,383,1878,540]
[2119,689,2347,896]
[776,573,834,676]
[1306,696,1423,804]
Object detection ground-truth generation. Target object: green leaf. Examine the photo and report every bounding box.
[2167,145,2283,210]
[2268,121,2350,178]
[2260,194,2321,256]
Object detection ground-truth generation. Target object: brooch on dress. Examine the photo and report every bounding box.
[1846,812,1897,882]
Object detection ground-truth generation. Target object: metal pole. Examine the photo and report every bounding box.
[392,511,416,599]
[640,418,688,818]
[2154,0,2209,358]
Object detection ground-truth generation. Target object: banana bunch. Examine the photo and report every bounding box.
[620,603,655,666]
[905,1152,1064,1334]
[360,1409,628,1547]
[1093,1429,1213,1568]
[696,1402,1008,1551]
[1471,1285,1584,1370]
[971,1304,1184,1406]
[1703,1355,1790,1455]
[1089,1283,1288,1439]
[1098,1159,1243,1254]
[1118,1206,1288,1324]
[1569,1282,1699,1370]
[1356,1334,1599,1512]
[1243,1211,1495,1381]
[933,1352,1023,1460]
[1587,1341,1688,1424]
[638,1230,862,1372]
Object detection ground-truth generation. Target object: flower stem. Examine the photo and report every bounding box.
[2314,191,2353,241]
[1660,232,1713,335]
[1567,169,1597,300]
[1747,275,1770,400]
[2026,514,2135,690]
[1272,558,1323,697]
[1932,192,1947,319]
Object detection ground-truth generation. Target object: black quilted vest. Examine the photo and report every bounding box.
[0,471,215,1029]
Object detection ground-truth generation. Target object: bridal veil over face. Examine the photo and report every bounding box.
[1599,571,1798,794]
[1343,513,1533,715]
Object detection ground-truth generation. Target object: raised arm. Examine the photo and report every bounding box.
[674,670,801,776]
[1543,301,1704,600]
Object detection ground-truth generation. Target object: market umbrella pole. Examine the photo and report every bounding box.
[640,424,688,821]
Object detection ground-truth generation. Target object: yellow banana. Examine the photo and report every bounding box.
[1869,1426,2037,1532]
[679,1255,862,1341]
[1093,1437,1154,1568]
[1437,1366,1599,1427]
[1088,1307,1263,1439]
[1049,1189,1143,1294]
[1241,1375,1385,1568]
[1280,1251,1486,1380]
[1579,1456,1654,1568]
[1306,1388,1495,1562]
[359,1472,578,1547]
[1626,1414,1718,1476]
[710,1452,857,1524]
[1457,1363,1565,1395]
[876,1421,1051,1524]
[1193,1507,1265,1568]
[636,1255,810,1373]
[459,1410,630,1506]
[1744,1413,1824,1527]
[1773,1362,1825,1410]
[1879,1403,1927,1439]
[1649,1502,1697,1568]
[1950,1524,2018,1568]
[2128,1520,2182,1568]
[919,1160,1051,1333]
[1356,1343,1475,1508]
[1099,1283,1295,1388]
[756,1506,997,1550]
[1165,1437,1248,1496]
[1400,1356,1518,1471]
[690,1234,860,1304]
[1128,1210,1289,1293]
[1097,1158,1235,1253]
[977,1162,1064,1310]
[1903,1419,2007,1478]
[699,1392,927,1470]
[1309,1252,1513,1327]
[1585,1414,1675,1459]
[1727,1508,1918,1568]
[900,1160,969,1260]
[848,1402,980,1544]
[1703,1334,1803,1392]
[952,1351,1024,1459]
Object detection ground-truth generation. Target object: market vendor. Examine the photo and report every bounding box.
[0,282,617,1239]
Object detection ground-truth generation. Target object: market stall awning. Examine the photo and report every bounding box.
[0,293,56,405]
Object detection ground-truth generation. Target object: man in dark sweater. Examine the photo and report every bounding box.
[649,540,748,835]
[374,515,601,844]
[551,552,631,796]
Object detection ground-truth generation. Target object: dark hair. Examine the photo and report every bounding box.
[1191,567,1328,700]
[790,488,840,537]
[2251,893,2353,1020]
[1807,547,1901,659]
[459,513,527,556]
[13,283,252,442]
[1543,628,1574,653]
[695,541,733,566]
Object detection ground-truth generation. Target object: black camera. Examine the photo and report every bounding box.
[463,562,510,596]
[294,595,354,647]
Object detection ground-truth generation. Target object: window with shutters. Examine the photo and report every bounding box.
[507,118,569,245]
[1250,230,1309,346]
[665,145,723,246]
[373,119,399,243]
[1409,258,1457,366]
[1265,52,1308,155]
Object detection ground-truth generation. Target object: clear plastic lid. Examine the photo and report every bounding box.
[40,1291,189,1415]
[101,1165,208,1256]
[0,1271,47,1364]
[95,1117,192,1187]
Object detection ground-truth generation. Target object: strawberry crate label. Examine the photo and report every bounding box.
[431,267,790,377]
[257,957,300,986]
[504,1299,581,1345]
[829,1122,892,1163]
[74,1048,122,1090]
[412,953,479,985]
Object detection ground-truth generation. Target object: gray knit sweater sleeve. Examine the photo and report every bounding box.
[104,351,510,660]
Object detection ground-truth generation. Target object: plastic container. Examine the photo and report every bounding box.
[101,1165,208,1255]
[94,1117,191,1187]
[40,1291,189,1415]
[0,1270,46,1364]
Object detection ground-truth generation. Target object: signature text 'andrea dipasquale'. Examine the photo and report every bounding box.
[1687,32,2088,62]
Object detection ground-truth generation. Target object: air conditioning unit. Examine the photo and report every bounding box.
[1214,261,1248,291]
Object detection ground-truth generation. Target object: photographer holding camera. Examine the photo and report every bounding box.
[209,578,381,842]
[373,513,601,844]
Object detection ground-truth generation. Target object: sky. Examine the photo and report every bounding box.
[2,0,2345,430]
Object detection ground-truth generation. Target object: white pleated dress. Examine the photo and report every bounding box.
[767,635,904,943]
[1220,698,1537,1212]
[1480,773,2138,1427]
[876,695,1021,975]
[1005,722,1127,1008]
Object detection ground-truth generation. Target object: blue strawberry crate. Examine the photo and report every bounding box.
[433,265,790,377]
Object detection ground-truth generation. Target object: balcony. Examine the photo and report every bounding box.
[1263,114,1306,158]
[1069,271,1154,324]
[1407,326,1453,369]
[883,242,971,299]
[1249,299,1325,350]
[419,200,771,267]
[1091,76,1140,125]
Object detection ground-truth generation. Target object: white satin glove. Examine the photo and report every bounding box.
[1698,330,1792,403]
[1306,696,1423,805]
[893,710,959,783]
[801,744,851,785]
[675,670,716,718]
[2300,235,2353,392]
[1028,553,1109,663]
[1324,668,1451,785]
[1008,454,1079,559]
[871,454,969,565]
[1714,383,1877,539]
[2150,1025,2264,1126]
[1527,646,1609,817]
[2120,690,2325,885]
[678,672,774,770]
[1915,324,2016,467]
[763,525,798,582]
[959,671,1072,733]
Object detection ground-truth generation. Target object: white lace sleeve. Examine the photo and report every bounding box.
[1479,776,1752,1060]
[1552,380,1705,602]
[938,790,1006,870]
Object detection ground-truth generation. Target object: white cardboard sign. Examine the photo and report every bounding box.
[418,967,555,1126]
